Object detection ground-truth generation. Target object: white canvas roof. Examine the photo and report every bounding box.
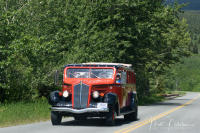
[82,62,132,68]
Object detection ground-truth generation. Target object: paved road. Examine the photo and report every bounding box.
[1,92,200,133]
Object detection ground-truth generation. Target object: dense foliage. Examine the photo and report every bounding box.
[163,10,200,92]
[164,55,200,92]
[181,11,200,54]
[0,0,190,102]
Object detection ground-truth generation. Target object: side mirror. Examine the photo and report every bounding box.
[54,70,63,86]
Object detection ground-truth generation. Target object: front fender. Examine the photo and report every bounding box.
[104,93,118,106]
[49,91,60,105]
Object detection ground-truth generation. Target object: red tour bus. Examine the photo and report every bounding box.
[49,63,138,126]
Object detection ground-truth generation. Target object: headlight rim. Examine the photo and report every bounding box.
[63,90,69,98]
[92,91,100,99]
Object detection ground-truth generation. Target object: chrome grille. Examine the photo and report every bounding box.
[73,82,89,109]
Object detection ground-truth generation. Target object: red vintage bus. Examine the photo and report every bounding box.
[49,63,138,126]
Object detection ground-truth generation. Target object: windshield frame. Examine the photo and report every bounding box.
[66,67,115,79]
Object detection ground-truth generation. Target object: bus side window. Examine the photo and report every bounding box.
[130,72,133,83]
[121,72,127,84]
[127,71,130,83]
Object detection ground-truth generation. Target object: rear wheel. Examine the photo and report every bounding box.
[124,106,138,121]
[106,106,116,126]
[51,111,62,125]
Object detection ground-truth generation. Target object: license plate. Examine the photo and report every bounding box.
[97,103,108,109]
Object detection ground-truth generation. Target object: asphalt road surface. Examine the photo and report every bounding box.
[1,92,200,133]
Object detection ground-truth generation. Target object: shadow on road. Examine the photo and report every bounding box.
[152,102,183,106]
[143,98,193,107]
[61,117,139,127]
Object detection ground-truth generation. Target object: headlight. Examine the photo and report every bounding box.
[63,90,69,98]
[92,91,99,99]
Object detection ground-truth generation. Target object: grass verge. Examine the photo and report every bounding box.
[138,91,186,105]
[138,94,165,105]
[0,99,50,127]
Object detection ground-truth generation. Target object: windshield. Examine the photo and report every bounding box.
[67,68,114,79]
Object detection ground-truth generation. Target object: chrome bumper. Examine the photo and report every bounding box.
[51,107,109,114]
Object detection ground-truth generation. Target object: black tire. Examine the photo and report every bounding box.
[74,116,87,121]
[106,106,116,126]
[132,106,138,120]
[51,111,62,125]
[124,106,138,121]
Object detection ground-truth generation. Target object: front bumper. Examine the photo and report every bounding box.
[51,107,109,114]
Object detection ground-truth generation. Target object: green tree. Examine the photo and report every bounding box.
[0,0,191,102]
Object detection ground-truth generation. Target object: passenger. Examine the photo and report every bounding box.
[116,73,121,83]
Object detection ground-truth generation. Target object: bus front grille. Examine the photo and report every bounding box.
[73,82,89,109]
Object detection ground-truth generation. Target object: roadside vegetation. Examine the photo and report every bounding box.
[162,10,200,92]
[0,0,190,103]
[138,90,186,105]
[0,99,50,127]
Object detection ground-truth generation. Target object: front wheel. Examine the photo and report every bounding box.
[51,111,62,125]
[106,106,116,126]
